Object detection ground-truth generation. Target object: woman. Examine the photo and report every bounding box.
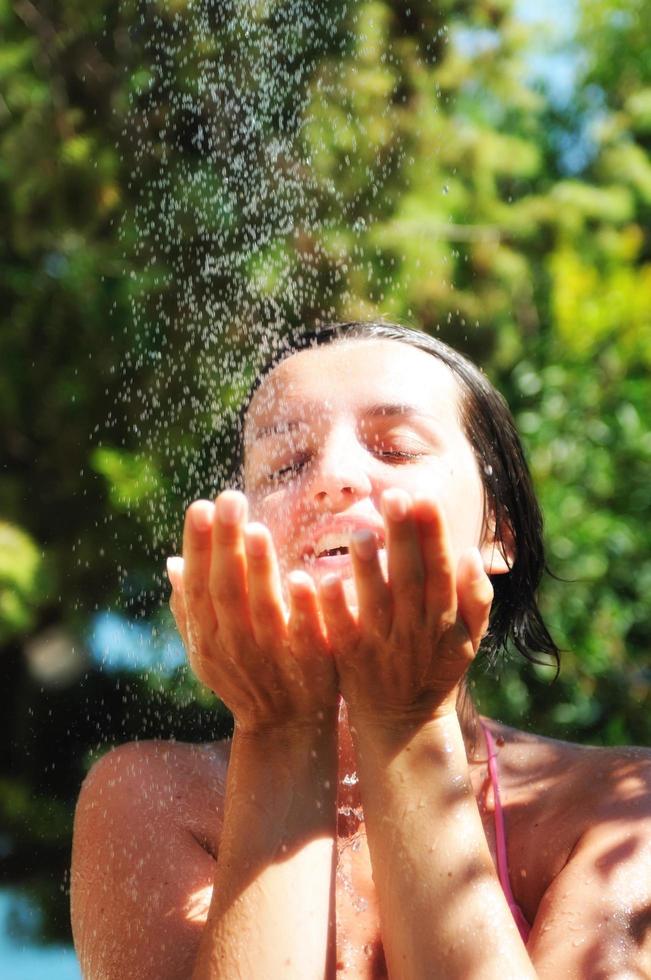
[71,321,651,979]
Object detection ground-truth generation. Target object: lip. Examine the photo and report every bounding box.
[298,515,386,567]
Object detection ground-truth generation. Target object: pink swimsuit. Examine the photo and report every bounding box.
[481,723,531,943]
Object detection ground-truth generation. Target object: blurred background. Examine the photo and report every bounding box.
[1,0,650,974]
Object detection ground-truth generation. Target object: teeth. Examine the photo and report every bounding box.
[309,529,384,559]
[314,531,352,557]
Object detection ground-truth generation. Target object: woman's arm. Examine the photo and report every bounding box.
[351,713,533,979]
[321,489,535,979]
[168,493,340,979]
[70,727,337,980]
[192,724,337,980]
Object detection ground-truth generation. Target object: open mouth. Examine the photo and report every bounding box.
[302,530,385,564]
[316,545,349,558]
[302,545,351,563]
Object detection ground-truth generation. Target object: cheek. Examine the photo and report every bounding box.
[410,459,484,557]
[250,488,307,556]
[439,477,485,556]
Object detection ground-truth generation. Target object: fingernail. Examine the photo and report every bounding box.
[383,490,408,521]
[166,556,183,580]
[320,573,340,597]
[217,492,244,526]
[351,529,376,561]
[244,525,267,558]
[413,493,438,521]
[287,570,314,595]
[191,502,213,531]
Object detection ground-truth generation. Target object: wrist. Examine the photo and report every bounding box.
[347,702,461,751]
[233,712,339,784]
[235,707,338,744]
[348,708,467,772]
[225,716,339,842]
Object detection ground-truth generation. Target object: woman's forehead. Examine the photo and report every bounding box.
[245,339,461,428]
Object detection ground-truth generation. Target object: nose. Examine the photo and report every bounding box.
[309,430,372,510]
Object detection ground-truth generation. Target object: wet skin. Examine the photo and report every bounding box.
[71,340,651,979]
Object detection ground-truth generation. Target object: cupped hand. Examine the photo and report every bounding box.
[317,489,494,730]
[166,491,338,735]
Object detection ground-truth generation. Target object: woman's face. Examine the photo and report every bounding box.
[243,339,499,590]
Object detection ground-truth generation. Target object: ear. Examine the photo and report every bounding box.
[479,517,515,576]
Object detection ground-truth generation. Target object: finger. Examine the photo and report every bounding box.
[318,573,357,654]
[455,548,494,654]
[182,500,218,649]
[167,556,190,648]
[244,522,288,648]
[382,488,425,618]
[412,495,457,628]
[209,490,250,641]
[349,530,391,637]
[287,570,328,656]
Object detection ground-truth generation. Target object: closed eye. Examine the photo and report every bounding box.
[267,455,311,483]
[374,449,425,463]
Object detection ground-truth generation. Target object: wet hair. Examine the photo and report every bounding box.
[234,320,559,672]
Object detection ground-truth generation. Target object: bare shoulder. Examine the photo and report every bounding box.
[71,738,230,980]
[495,721,651,818]
[491,722,651,971]
[495,722,651,851]
[77,738,231,842]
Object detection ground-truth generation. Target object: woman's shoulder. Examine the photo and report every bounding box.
[495,720,651,781]
[78,737,231,832]
[71,738,232,978]
[493,720,651,816]
[87,734,232,771]
[489,721,651,910]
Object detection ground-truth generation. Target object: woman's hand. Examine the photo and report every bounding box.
[317,488,494,730]
[167,490,338,735]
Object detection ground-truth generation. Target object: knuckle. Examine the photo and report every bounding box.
[250,594,278,621]
[437,610,459,635]
[211,579,240,607]
[398,565,425,591]
[184,578,206,605]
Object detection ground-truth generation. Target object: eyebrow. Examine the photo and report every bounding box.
[250,419,307,440]
[365,402,431,419]
[250,403,436,442]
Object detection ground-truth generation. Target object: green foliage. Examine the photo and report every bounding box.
[0,522,51,642]
[1,0,650,944]
[91,447,161,512]
[1,0,648,714]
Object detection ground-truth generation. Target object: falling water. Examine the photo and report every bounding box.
[95,0,441,697]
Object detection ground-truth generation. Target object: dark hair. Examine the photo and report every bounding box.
[235,320,559,672]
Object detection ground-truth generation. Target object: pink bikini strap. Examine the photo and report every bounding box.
[481,722,531,943]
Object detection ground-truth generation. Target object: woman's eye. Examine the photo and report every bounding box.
[267,456,310,483]
[375,449,424,463]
